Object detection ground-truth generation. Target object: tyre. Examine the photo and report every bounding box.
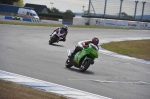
[49,35,59,45]
[49,37,53,45]
[49,39,53,45]
[79,59,91,72]
[65,59,73,68]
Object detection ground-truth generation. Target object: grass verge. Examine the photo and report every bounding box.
[101,40,150,61]
[0,79,67,99]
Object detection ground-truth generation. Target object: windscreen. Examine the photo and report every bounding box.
[90,43,99,51]
[31,10,37,16]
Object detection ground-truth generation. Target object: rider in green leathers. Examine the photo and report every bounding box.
[69,37,99,60]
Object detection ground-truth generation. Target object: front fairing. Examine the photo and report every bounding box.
[51,31,64,40]
[74,43,99,64]
[88,44,99,58]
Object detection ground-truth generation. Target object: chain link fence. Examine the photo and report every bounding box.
[86,0,150,22]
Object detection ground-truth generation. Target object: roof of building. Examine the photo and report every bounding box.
[24,3,48,13]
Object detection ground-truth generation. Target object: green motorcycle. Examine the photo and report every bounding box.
[65,43,99,72]
[12,16,21,20]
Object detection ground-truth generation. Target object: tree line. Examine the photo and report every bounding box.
[0,0,19,5]
[0,0,24,6]
[38,7,74,21]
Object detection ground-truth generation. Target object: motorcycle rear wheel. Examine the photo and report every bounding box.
[79,59,91,72]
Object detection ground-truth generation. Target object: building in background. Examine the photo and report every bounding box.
[24,3,48,13]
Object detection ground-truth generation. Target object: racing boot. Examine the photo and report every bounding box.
[59,37,66,42]
[69,46,83,59]
[69,48,77,59]
[69,51,75,59]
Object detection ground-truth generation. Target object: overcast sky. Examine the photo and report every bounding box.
[24,0,88,13]
[23,0,150,15]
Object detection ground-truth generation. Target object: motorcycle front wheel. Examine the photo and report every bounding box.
[49,35,59,45]
[79,59,91,72]
[65,59,73,68]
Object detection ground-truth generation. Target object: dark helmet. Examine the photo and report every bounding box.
[92,37,99,45]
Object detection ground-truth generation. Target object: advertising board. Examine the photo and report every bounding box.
[117,20,127,28]
[127,21,138,28]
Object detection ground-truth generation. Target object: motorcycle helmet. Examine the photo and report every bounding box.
[92,37,99,45]
[63,25,68,30]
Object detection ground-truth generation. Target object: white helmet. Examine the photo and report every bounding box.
[63,25,68,30]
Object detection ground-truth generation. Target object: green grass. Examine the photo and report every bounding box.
[0,79,67,99]
[101,40,150,61]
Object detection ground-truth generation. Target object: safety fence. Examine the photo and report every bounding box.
[87,0,150,21]
[73,17,150,29]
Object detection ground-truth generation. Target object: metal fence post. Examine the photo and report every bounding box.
[88,0,91,16]
[103,0,107,17]
[119,0,123,19]
[134,1,139,20]
[141,2,146,21]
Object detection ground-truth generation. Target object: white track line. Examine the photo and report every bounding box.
[0,70,111,99]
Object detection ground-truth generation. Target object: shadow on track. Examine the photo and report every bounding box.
[49,43,64,47]
[65,67,95,75]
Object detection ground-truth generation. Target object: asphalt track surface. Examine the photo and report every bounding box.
[0,24,150,99]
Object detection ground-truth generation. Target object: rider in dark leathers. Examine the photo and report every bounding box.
[50,25,68,41]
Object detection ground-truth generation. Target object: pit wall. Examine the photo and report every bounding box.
[73,17,150,29]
